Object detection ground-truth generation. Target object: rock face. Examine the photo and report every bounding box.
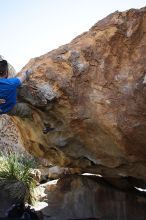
[0,115,25,154]
[41,175,146,220]
[2,8,146,182]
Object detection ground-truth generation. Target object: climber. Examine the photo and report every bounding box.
[0,59,33,117]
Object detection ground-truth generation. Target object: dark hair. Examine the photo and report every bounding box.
[0,60,8,76]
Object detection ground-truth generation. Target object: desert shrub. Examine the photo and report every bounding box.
[0,152,38,204]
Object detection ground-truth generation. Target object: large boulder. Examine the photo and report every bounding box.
[2,7,146,182]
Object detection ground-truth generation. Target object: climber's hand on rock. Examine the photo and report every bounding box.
[25,69,33,80]
[18,69,34,83]
[26,69,33,76]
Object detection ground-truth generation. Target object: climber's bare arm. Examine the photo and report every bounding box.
[17,69,33,83]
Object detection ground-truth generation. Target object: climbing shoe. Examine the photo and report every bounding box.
[43,126,55,134]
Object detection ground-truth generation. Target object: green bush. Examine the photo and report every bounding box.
[0,152,37,204]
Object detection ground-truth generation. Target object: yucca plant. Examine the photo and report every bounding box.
[0,152,38,205]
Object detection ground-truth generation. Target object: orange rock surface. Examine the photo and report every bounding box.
[2,8,146,181]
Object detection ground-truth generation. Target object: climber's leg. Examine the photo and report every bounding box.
[8,103,32,118]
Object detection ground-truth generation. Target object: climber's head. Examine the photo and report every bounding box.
[0,60,8,78]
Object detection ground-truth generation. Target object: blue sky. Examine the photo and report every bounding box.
[0,0,146,71]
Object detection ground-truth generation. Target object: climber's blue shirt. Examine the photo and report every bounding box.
[0,78,21,114]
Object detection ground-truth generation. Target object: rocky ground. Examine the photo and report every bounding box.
[0,171,146,220]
